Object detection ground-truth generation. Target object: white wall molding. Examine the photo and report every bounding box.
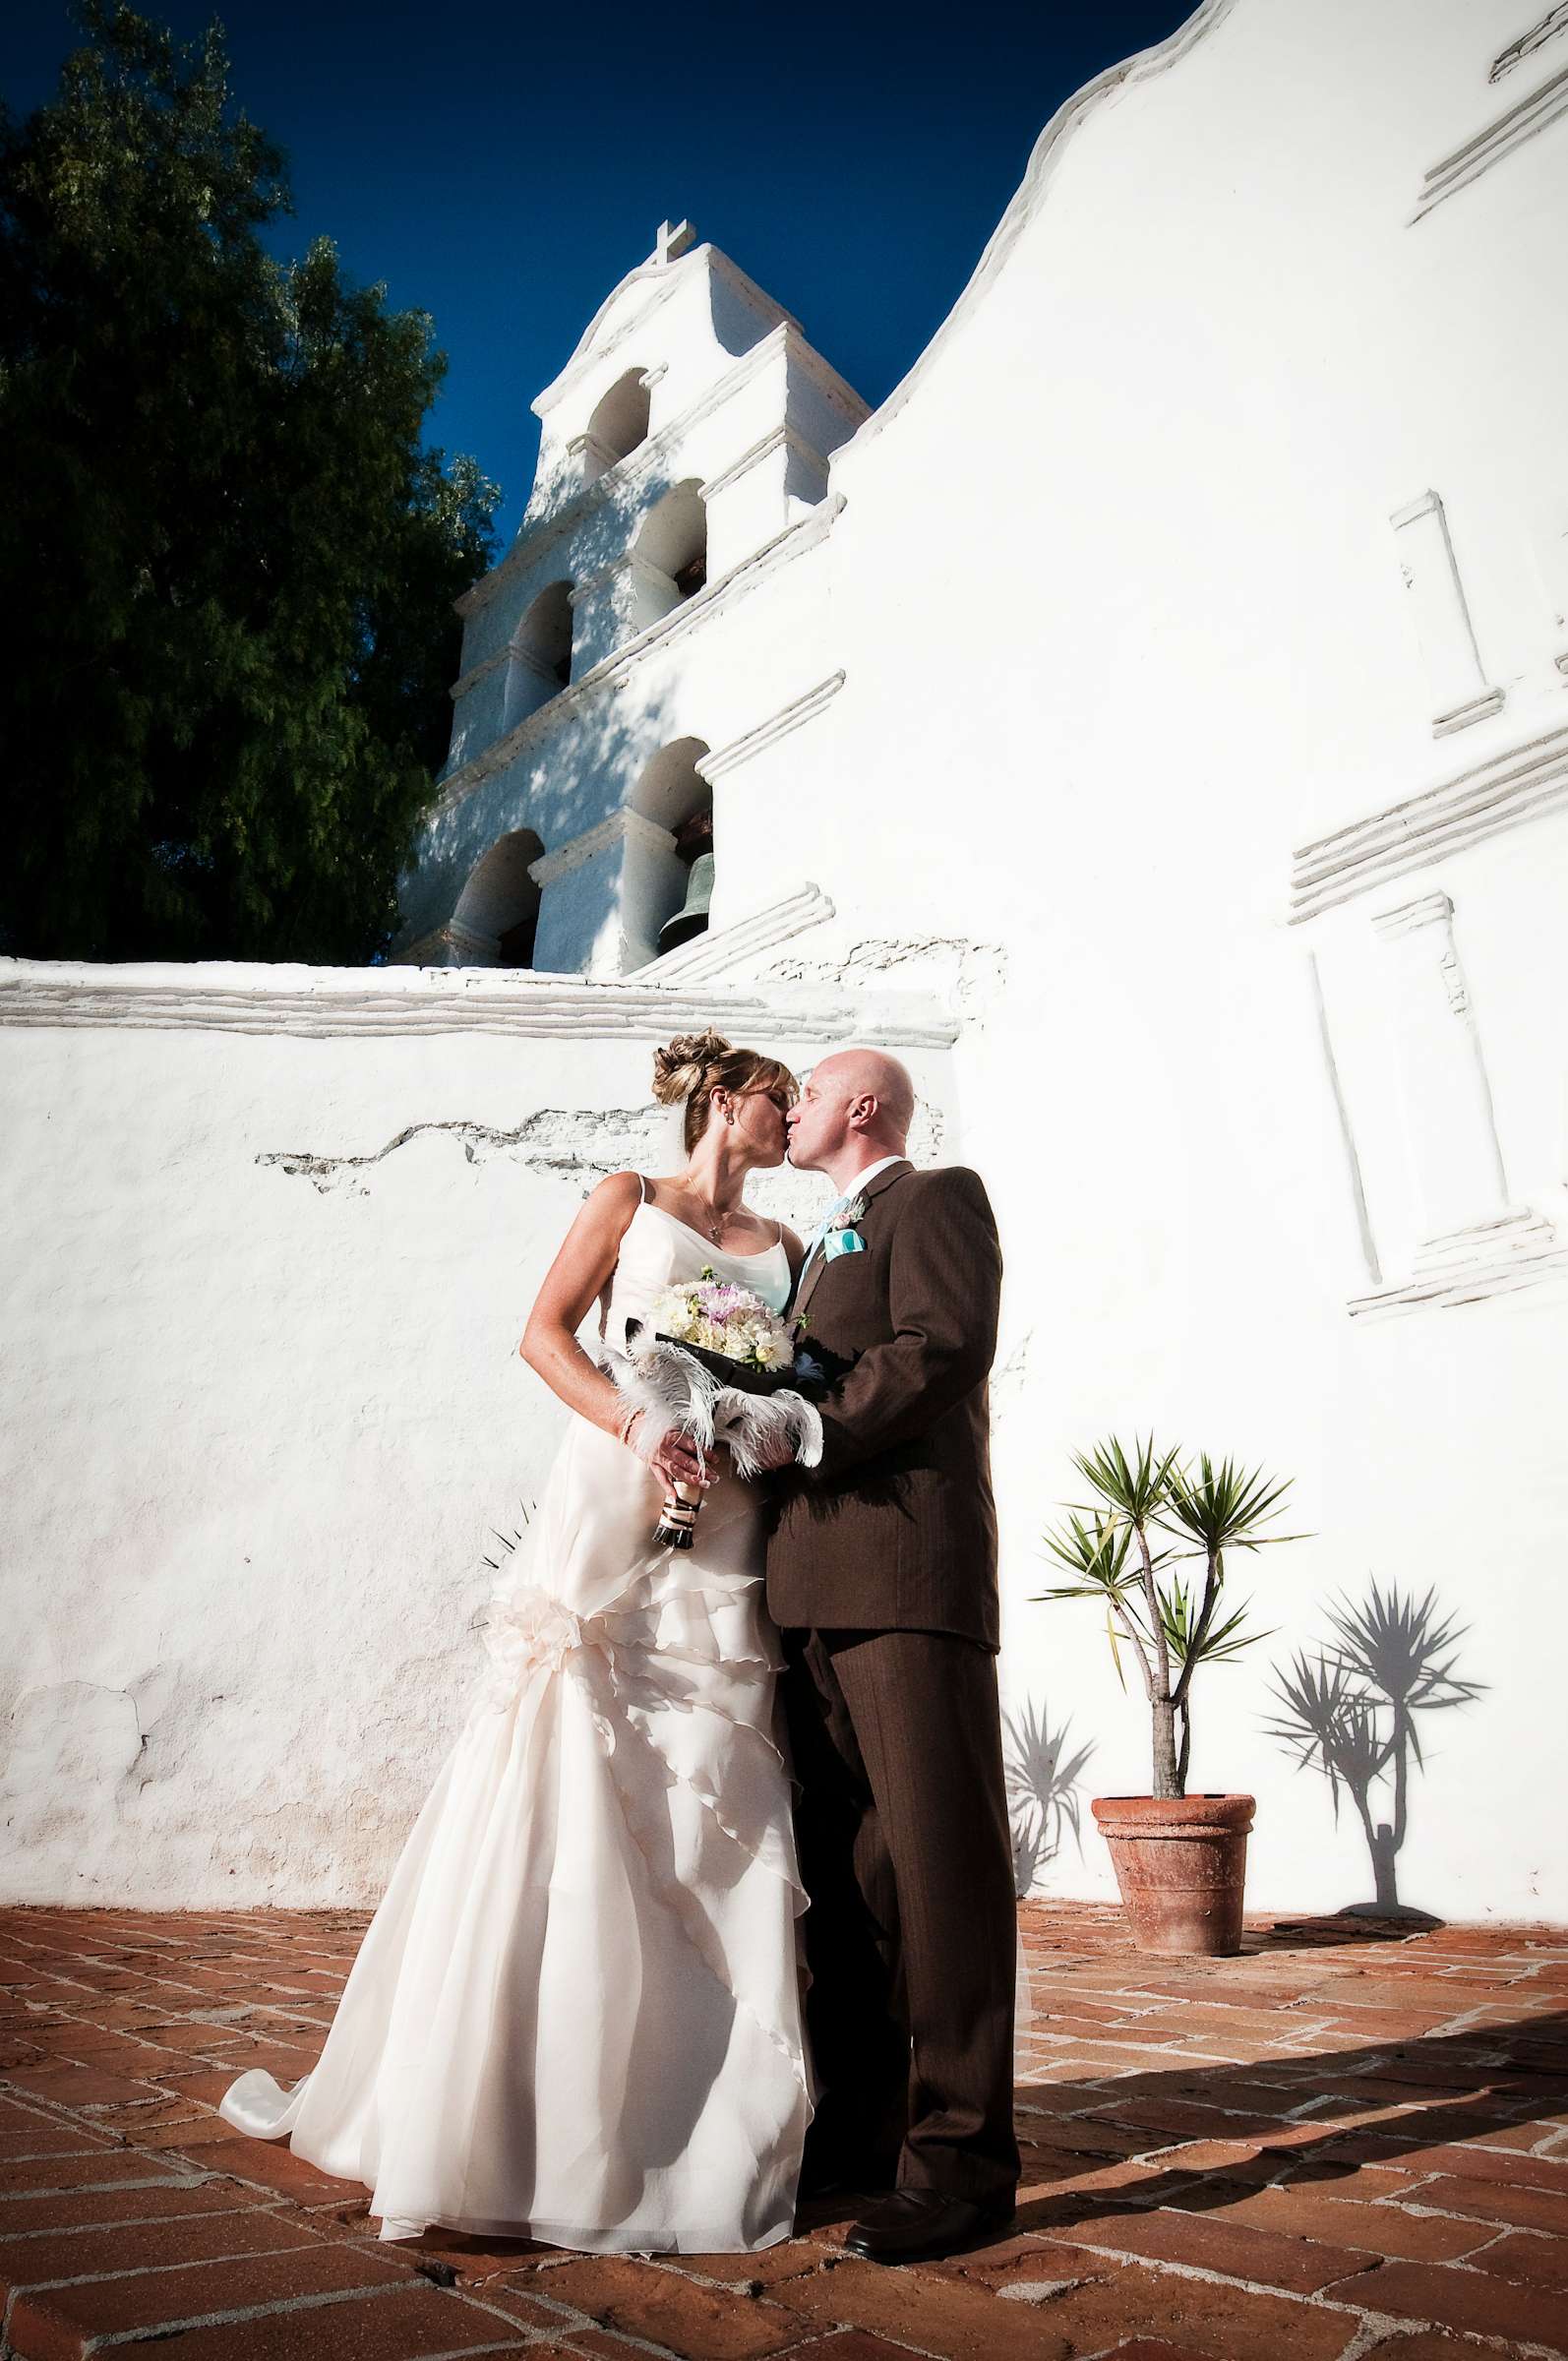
[1348,1210,1568,1319]
[696,674,847,787]
[533,246,796,420]
[1389,490,1502,739]
[1492,6,1568,82]
[434,498,846,817]
[0,959,957,1049]
[527,808,675,890]
[632,883,835,986]
[1370,889,1455,942]
[775,321,871,427]
[1413,57,1568,217]
[700,423,829,506]
[1290,720,1568,924]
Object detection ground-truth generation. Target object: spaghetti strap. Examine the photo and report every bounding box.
[774,1219,784,1247]
[636,1173,648,1204]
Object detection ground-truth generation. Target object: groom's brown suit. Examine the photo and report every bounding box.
[767,1159,1018,2207]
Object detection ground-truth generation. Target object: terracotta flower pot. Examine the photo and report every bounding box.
[1092,1793,1255,1956]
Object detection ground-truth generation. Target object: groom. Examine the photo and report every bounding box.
[766,1049,1018,2265]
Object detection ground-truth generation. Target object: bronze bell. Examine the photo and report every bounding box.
[658,851,714,954]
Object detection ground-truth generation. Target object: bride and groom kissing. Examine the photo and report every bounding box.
[219,1030,1019,2268]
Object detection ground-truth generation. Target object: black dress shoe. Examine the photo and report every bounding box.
[843,2187,1015,2266]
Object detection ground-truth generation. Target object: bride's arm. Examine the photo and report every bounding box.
[519,1174,713,1490]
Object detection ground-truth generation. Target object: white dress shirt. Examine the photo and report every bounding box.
[800,1154,908,1277]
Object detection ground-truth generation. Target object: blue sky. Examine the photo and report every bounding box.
[6,0,1193,544]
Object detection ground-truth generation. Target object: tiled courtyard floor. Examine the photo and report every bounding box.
[2,1905,1566,2361]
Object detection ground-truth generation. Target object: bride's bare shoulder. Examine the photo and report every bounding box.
[584,1170,645,1226]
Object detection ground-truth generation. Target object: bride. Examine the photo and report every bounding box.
[219,1031,813,2254]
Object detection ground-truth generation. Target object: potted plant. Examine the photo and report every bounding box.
[1038,1436,1299,1955]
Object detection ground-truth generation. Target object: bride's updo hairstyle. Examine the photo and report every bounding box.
[651,1031,798,1156]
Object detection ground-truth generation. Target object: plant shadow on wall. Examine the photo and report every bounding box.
[1266,1582,1485,1925]
[1004,1697,1094,1899]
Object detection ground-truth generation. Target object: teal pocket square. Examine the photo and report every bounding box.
[824,1228,865,1258]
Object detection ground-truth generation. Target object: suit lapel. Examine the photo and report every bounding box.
[793,1159,911,1324]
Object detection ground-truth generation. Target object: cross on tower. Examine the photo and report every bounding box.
[654,219,696,266]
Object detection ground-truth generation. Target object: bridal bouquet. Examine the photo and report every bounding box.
[612,1274,823,1550]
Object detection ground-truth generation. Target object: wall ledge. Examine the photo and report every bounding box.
[631,882,835,988]
[1348,1209,1568,1319]
[0,957,955,1049]
[1291,719,1568,924]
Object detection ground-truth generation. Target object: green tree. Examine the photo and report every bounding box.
[0,3,498,962]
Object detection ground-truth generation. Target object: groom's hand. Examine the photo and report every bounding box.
[743,1427,798,1473]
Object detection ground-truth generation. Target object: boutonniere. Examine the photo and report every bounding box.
[823,1196,869,1260]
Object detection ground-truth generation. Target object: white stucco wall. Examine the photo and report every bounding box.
[0,966,954,1904]
[795,0,1568,1925]
[5,0,1566,1924]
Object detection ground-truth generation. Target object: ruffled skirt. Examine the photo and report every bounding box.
[218,1419,810,2252]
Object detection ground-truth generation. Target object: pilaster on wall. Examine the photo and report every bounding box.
[1371,890,1509,1243]
[1305,883,1566,1320]
[527,809,684,978]
[1389,491,1503,739]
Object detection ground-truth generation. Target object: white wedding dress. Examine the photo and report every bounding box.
[219,1196,810,2253]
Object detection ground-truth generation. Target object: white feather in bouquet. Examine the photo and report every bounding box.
[604,1274,823,1546]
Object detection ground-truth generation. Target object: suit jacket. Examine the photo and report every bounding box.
[765,1160,1002,1650]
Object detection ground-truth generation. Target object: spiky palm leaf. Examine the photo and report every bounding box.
[1068,1434,1182,1529]
[1159,1452,1297,1560]
[1161,1574,1270,1670]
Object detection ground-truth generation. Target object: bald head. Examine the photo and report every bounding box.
[814,1049,915,1146]
[785,1046,916,1183]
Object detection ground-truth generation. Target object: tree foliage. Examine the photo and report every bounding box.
[0,4,498,961]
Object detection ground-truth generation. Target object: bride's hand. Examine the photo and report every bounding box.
[625,1413,715,1491]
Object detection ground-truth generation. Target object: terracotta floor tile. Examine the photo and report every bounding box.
[1,1907,1564,2360]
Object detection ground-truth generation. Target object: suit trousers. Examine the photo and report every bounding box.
[781,1625,1019,2207]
